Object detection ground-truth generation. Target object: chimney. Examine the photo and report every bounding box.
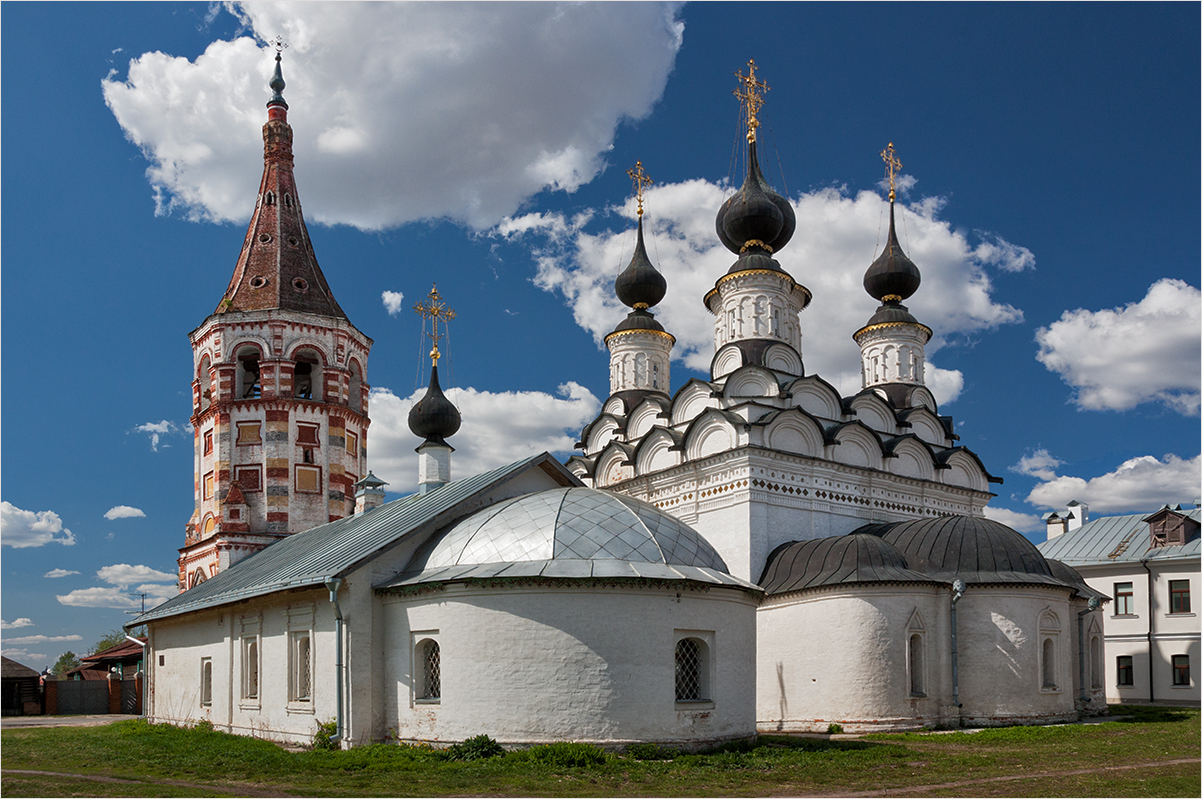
[1043,511,1068,540]
[1066,500,1089,532]
[353,472,388,514]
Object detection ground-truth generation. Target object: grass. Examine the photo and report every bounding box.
[1,706,1197,797]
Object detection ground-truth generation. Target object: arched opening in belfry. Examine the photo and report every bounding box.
[236,346,262,399]
[293,348,321,400]
[199,355,212,412]
[348,360,363,413]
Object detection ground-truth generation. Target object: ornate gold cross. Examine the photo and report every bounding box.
[627,160,653,217]
[733,59,770,143]
[881,141,903,202]
[413,284,456,364]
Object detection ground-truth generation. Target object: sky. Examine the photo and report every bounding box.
[2,1,1199,669]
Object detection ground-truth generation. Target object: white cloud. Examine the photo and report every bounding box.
[1,502,77,548]
[1,649,50,665]
[44,569,81,579]
[134,420,179,451]
[135,584,180,602]
[367,382,600,495]
[57,587,145,610]
[382,291,405,316]
[104,505,146,520]
[1035,279,1201,415]
[1,618,34,630]
[1,634,83,646]
[1024,452,1201,514]
[1012,449,1064,482]
[982,506,1044,534]
[519,181,1025,406]
[103,2,684,230]
[96,563,177,589]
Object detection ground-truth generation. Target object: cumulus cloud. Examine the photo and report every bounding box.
[104,505,146,520]
[96,563,177,589]
[1,634,83,646]
[57,588,146,610]
[983,506,1044,534]
[367,382,600,494]
[1012,449,1064,482]
[1,649,49,665]
[103,2,684,230]
[382,291,405,316]
[44,569,80,579]
[134,420,180,451]
[518,181,1025,405]
[1023,452,1201,514]
[1035,279,1201,415]
[1,618,34,630]
[1,502,77,548]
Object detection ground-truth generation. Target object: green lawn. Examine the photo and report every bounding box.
[2,706,1197,797]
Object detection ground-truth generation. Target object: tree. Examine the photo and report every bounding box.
[90,628,129,655]
[51,651,79,678]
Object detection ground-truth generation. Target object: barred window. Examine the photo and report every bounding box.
[290,633,312,702]
[419,639,440,700]
[675,638,703,702]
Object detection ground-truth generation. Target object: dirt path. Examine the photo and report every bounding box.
[2,768,293,797]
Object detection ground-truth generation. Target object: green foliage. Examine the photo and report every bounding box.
[91,628,130,655]
[51,651,79,677]
[524,741,608,768]
[827,722,844,734]
[313,719,339,751]
[625,742,679,760]
[191,719,214,733]
[445,734,503,761]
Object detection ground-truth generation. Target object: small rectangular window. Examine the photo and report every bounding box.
[297,423,320,447]
[203,471,215,501]
[1172,655,1190,686]
[235,466,262,492]
[243,638,259,700]
[346,431,358,457]
[200,658,213,706]
[1114,582,1134,615]
[290,632,312,702]
[1169,580,1191,614]
[1116,655,1134,686]
[203,430,214,455]
[296,465,321,493]
[236,422,262,445]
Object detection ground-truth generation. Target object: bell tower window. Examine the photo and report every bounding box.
[236,346,262,399]
[293,349,321,400]
[348,361,363,413]
[199,355,212,412]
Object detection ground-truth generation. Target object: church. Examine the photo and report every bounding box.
[130,55,1108,748]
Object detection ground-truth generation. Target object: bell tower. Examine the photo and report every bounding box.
[178,49,373,590]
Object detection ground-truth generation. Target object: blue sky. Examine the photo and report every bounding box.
[3,2,1199,668]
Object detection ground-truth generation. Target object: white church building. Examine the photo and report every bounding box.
[131,58,1108,748]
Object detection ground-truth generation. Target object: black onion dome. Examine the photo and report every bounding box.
[759,534,937,594]
[610,309,666,334]
[407,365,460,446]
[716,140,796,255]
[864,203,921,301]
[880,516,1061,586]
[614,216,667,309]
[864,300,920,327]
[268,52,288,109]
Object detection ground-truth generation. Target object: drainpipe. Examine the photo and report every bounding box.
[950,579,966,720]
[1141,559,1155,703]
[124,634,147,718]
[325,577,345,747]
[1077,597,1101,707]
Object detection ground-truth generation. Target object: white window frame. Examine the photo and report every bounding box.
[242,636,260,705]
[200,657,213,706]
[289,631,313,705]
[674,629,715,708]
[412,631,441,706]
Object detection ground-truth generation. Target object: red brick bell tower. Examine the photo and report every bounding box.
[178,51,372,590]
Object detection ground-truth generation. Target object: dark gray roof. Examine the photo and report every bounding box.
[759,534,940,595]
[1045,558,1109,601]
[879,516,1070,588]
[1037,509,1201,566]
[2,656,41,680]
[128,454,576,627]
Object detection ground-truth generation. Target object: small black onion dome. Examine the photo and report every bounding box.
[614,216,666,309]
[407,365,460,446]
[726,247,786,276]
[864,203,920,301]
[610,308,666,334]
[716,140,796,255]
[268,52,288,109]
[865,300,920,327]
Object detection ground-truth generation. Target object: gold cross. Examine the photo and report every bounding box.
[881,142,903,202]
[413,284,456,364]
[733,59,770,143]
[627,160,653,217]
[270,35,289,55]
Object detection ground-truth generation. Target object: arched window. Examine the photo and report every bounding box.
[190,568,207,588]
[417,639,440,701]
[348,361,363,413]
[200,659,213,705]
[244,639,259,700]
[293,349,321,401]
[675,637,710,702]
[1090,636,1103,689]
[1042,637,1057,689]
[235,346,262,399]
[908,634,925,696]
[264,191,275,206]
[199,355,212,412]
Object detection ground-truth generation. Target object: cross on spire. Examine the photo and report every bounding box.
[733,59,770,143]
[270,35,289,55]
[881,141,903,202]
[413,284,456,365]
[627,160,653,217]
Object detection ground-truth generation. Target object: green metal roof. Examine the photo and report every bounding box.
[128,453,576,627]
